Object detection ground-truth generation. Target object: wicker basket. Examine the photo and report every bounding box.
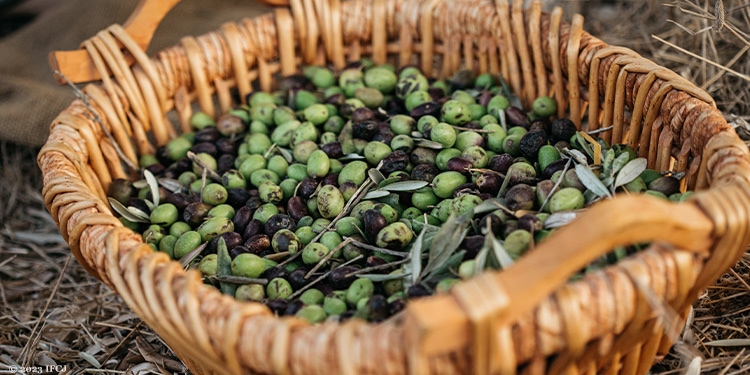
[39,0,750,374]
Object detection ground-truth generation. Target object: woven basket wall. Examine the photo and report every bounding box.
[38,0,750,374]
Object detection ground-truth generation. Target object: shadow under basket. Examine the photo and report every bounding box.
[38,0,750,374]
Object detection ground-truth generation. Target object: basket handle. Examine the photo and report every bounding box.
[48,0,294,84]
[48,0,182,84]
[404,194,717,374]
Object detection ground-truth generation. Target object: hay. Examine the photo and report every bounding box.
[1,0,749,373]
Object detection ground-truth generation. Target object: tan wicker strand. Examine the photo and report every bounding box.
[82,84,139,166]
[586,47,639,138]
[132,66,171,145]
[109,24,168,114]
[496,0,521,101]
[93,31,151,133]
[328,0,346,69]
[547,7,566,120]
[275,8,298,77]
[528,0,547,99]
[511,0,534,106]
[39,0,750,374]
[627,68,659,152]
[371,0,388,65]
[50,113,112,198]
[612,59,650,145]
[181,36,215,118]
[221,22,251,104]
[81,40,132,140]
[566,14,584,128]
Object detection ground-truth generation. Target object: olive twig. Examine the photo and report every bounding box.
[305,238,353,279]
[586,125,614,135]
[212,275,268,285]
[469,168,505,178]
[278,178,375,269]
[344,238,409,258]
[286,255,364,301]
[187,151,222,181]
[54,70,140,173]
[538,158,573,213]
[344,258,411,278]
[449,125,497,133]
[264,251,291,261]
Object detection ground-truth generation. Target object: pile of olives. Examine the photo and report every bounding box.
[109,60,690,324]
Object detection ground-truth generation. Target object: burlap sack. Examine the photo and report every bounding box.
[0,0,271,147]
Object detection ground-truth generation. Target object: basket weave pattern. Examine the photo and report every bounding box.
[38,0,750,374]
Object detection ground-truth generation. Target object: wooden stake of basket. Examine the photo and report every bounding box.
[40,0,750,374]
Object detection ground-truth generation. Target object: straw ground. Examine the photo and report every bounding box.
[1,0,749,373]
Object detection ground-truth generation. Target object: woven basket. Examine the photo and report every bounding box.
[39,0,750,374]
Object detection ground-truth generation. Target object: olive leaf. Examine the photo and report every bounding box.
[144,199,156,212]
[179,242,207,269]
[565,149,589,166]
[144,169,160,206]
[278,147,294,164]
[474,244,490,274]
[420,213,470,282]
[410,131,424,139]
[108,198,150,223]
[611,152,631,176]
[498,75,521,109]
[614,158,647,189]
[216,238,237,297]
[132,179,149,189]
[356,273,411,282]
[601,148,616,178]
[423,250,466,283]
[488,231,514,269]
[378,176,403,188]
[339,153,366,161]
[497,109,507,130]
[575,164,612,198]
[368,168,385,185]
[405,227,427,288]
[414,139,445,150]
[411,218,441,231]
[362,189,391,200]
[544,210,584,229]
[158,178,184,193]
[380,180,429,192]
[472,198,507,215]
[575,132,595,160]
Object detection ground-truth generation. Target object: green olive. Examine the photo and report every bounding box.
[364,142,392,166]
[235,284,265,302]
[346,278,375,307]
[173,231,202,259]
[432,171,468,199]
[307,150,331,179]
[430,122,457,148]
[266,278,293,300]
[198,254,218,276]
[302,242,331,265]
[231,253,266,278]
[317,185,345,219]
[548,187,585,213]
[300,288,325,305]
[196,217,234,242]
[201,183,228,205]
[150,203,178,227]
[375,222,413,250]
